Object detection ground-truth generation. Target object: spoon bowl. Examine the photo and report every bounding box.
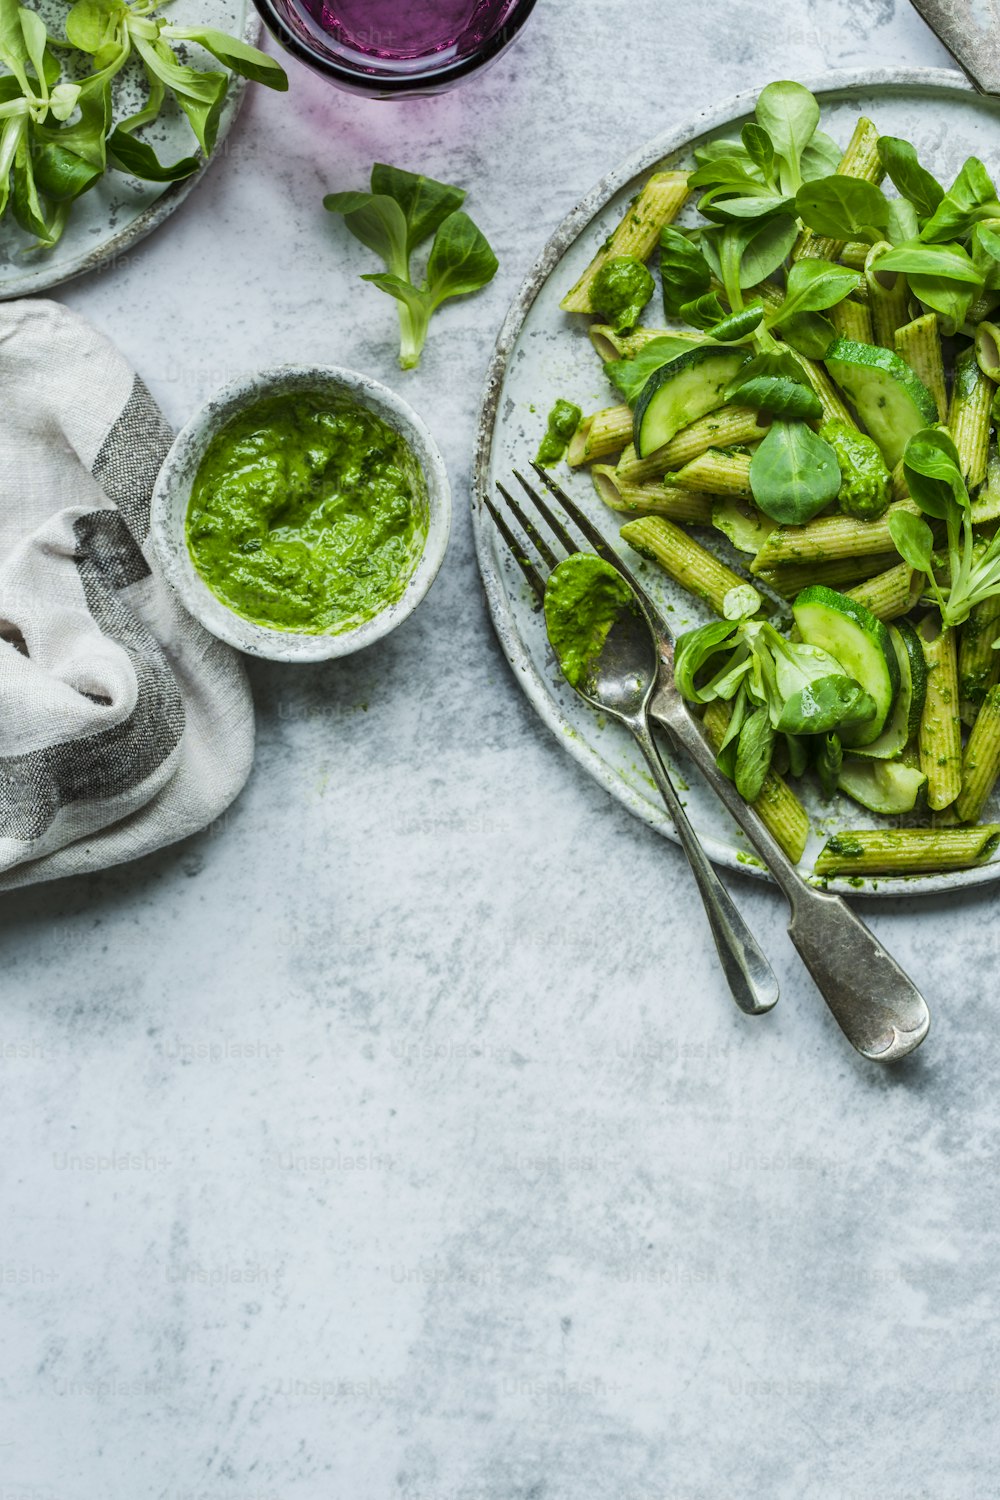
[577,596,659,723]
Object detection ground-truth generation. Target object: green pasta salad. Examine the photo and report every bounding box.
[557,80,1000,879]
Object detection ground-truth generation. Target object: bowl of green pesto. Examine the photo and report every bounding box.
[150,366,450,661]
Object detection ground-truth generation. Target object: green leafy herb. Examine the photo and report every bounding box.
[728,350,823,420]
[776,674,876,735]
[733,213,799,287]
[674,619,744,702]
[108,123,196,181]
[688,148,792,226]
[735,705,775,800]
[749,419,842,523]
[800,131,843,181]
[678,291,726,329]
[877,136,944,222]
[161,23,287,89]
[873,239,982,329]
[370,162,465,258]
[659,225,712,316]
[888,508,936,573]
[776,311,838,360]
[887,196,920,246]
[700,190,796,224]
[767,258,861,326]
[903,427,966,518]
[741,122,775,186]
[325,167,497,368]
[324,191,408,277]
[874,241,981,283]
[707,301,765,341]
[0,0,287,247]
[972,221,1000,291]
[704,214,798,321]
[920,156,1000,243]
[675,613,877,776]
[754,80,820,195]
[794,175,890,243]
[889,425,1000,626]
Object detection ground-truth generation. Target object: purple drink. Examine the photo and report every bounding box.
[299,0,517,62]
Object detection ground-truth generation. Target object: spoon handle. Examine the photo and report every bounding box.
[629,715,779,1017]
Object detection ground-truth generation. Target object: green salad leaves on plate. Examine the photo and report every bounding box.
[0,0,286,249]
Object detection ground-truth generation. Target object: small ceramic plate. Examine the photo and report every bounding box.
[0,0,258,299]
[473,68,1000,897]
[150,365,451,661]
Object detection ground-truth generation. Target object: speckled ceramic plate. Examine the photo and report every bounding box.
[473,67,1000,897]
[0,0,257,298]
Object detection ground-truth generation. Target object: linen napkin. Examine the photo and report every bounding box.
[0,299,254,890]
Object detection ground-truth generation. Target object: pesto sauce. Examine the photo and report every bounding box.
[535,399,582,466]
[543,553,635,690]
[590,255,655,334]
[186,392,426,634]
[820,419,891,521]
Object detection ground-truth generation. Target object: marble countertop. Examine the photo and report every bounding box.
[4,2,997,1496]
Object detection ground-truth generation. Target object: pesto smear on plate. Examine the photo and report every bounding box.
[543,553,636,690]
[535,398,582,467]
[186,392,426,634]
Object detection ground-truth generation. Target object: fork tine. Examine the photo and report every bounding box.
[483,494,546,605]
[527,460,651,606]
[496,482,559,571]
[512,470,579,556]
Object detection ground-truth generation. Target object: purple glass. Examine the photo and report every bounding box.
[252,0,538,96]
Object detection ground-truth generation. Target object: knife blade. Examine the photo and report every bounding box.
[909,0,1000,94]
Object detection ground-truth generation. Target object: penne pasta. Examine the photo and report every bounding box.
[918,620,963,812]
[948,347,995,490]
[865,242,910,351]
[614,406,767,485]
[619,516,751,615]
[750,500,920,572]
[566,404,632,466]
[590,467,714,522]
[561,171,691,314]
[845,562,922,621]
[894,313,948,422]
[815,826,1000,876]
[956,686,1000,823]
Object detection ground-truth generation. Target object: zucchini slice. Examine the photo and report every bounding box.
[851,619,928,760]
[633,346,748,458]
[823,338,937,467]
[792,585,900,747]
[711,497,776,555]
[837,758,928,814]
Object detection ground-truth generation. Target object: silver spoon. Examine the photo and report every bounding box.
[546,556,779,1017]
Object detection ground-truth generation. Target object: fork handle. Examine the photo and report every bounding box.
[651,694,930,1062]
[629,716,779,1017]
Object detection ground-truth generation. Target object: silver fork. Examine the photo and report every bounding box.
[488,463,931,1064]
[487,467,779,1018]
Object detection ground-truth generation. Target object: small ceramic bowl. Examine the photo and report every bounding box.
[150,365,451,662]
